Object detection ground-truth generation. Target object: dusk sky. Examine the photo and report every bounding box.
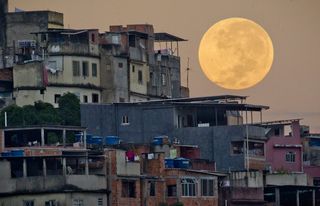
[9,0,320,132]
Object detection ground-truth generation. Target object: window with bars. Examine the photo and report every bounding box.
[201,179,215,196]
[72,199,84,206]
[285,152,296,162]
[23,200,34,206]
[97,197,103,206]
[73,61,80,76]
[92,63,97,77]
[181,178,196,197]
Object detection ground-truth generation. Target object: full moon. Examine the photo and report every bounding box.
[198,18,274,90]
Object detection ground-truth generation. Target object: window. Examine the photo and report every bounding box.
[112,35,120,44]
[48,61,57,70]
[201,179,215,196]
[122,115,129,124]
[119,97,125,102]
[83,95,88,103]
[274,128,280,136]
[132,65,135,72]
[231,141,244,155]
[138,70,143,84]
[54,94,61,104]
[41,34,47,42]
[285,152,296,162]
[118,62,123,68]
[122,180,136,197]
[149,181,156,196]
[161,73,166,86]
[23,200,34,206]
[72,199,84,206]
[92,63,97,77]
[92,93,99,103]
[45,200,57,206]
[82,61,89,76]
[97,198,103,206]
[181,178,196,197]
[91,33,95,42]
[129,35,136,47]
[248,142,265,157]
[73,61,80,76]
[167,185,177,197]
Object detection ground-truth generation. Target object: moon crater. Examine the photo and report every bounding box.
[199,18,274,90]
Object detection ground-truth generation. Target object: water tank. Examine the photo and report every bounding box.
[174,158,190,169]
[105,136,120,145]
[1,151,11,157]
[165,158,175,168]
[11,149,24,157]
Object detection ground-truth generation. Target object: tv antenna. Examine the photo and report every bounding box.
[186,57,190,88]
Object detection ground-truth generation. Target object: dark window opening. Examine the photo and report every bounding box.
[73,61,80,76]
[122,180,136,197]
[129,35,136,47]
[45,200,57,206]
[187,115,193,127]
[274,128,280,136]
[54,94,61,104]
[201,179,215,196]
[92,63,97,77]
[83,95,88,103]
[41,34,47,42]
[231,141,244,155]
[167,185,177,197]
[119,97,125,103]
[122,115,129,124]
[82,61,89,77]
[138,70,143,84]
[23,200,34,206]
[91,33,95,42]
[92,93,99,103]
[118,62,123,68]
[132,65,135,72]
[149,181,156,196]
[10,159,23,178]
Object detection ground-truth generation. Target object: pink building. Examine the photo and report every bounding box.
[265,119,303,173]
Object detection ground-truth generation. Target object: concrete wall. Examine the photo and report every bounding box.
[116,150,140,176]
[46,55,100,86]
[81,103,266,171]
[0,192,107,206]
[266,121,303,173]
[13,61,44,88]
[230,171,264,187]
[0,172,106,194]
[100,46,128,103]
[266,173,308,186]
[6,11,63,48]
[129,61,149,96]
[14,86,101,107]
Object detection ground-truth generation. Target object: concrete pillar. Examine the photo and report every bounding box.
[83,131,87,149]
[62,157,66,176]
[275,188,280,206]
[41,128,45,146]
[85,156,89,175]
[42,158,47,177]
[62,129,66,147]
[312,189,316,206]
[23,159,27,177]
[296,190,300,206]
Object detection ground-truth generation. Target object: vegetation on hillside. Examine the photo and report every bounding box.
[0,93,80,127]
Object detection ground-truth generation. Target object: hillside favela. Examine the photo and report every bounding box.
[0,1,320,206]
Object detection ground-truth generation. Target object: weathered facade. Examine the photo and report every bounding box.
[81,95,269,171]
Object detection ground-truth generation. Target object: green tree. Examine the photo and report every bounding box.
[34,101,61,124]
[58,93,80,126]
[0,104,24,127]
